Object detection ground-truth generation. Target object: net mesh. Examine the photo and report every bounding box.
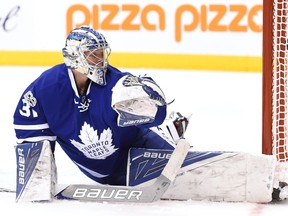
[272,0,288,182]
[272,0,288,161]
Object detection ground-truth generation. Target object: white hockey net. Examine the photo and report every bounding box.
[269,0,288,183]
[272,1,288,160]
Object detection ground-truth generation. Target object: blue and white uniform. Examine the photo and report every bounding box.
[13,63,173,185]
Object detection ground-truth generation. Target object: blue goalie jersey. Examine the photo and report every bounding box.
[13,63,171,185]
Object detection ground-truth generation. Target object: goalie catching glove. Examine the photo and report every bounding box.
[111,75,166,127]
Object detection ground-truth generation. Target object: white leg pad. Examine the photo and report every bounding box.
[16,140,57,202]
[162,152,277,203]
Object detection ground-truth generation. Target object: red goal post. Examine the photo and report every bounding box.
[263,0,288,182]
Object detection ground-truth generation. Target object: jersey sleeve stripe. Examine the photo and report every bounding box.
[14,123,49,130]
[16,136,57,144]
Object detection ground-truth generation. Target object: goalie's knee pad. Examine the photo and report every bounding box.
[16,140,57,202]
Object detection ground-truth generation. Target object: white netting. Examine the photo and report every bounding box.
[272,0,288,182]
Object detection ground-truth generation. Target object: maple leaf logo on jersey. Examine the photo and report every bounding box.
[70,122,118,159]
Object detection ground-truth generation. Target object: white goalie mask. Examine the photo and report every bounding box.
[62,26,111,85]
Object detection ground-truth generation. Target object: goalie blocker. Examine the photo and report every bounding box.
[15,139,288,203]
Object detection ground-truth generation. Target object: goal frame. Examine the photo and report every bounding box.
[262,0,273,155]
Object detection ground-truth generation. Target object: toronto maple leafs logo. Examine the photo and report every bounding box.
[70,122,118,159]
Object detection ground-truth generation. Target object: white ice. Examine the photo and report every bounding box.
[0,66,287,216]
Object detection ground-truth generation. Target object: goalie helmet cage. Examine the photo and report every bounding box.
[263,0,288,182]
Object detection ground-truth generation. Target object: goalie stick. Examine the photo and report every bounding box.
[55,139,190,203]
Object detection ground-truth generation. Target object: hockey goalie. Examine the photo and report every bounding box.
[13,25,288,203]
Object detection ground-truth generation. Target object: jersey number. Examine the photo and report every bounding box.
[19,98,38,118]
